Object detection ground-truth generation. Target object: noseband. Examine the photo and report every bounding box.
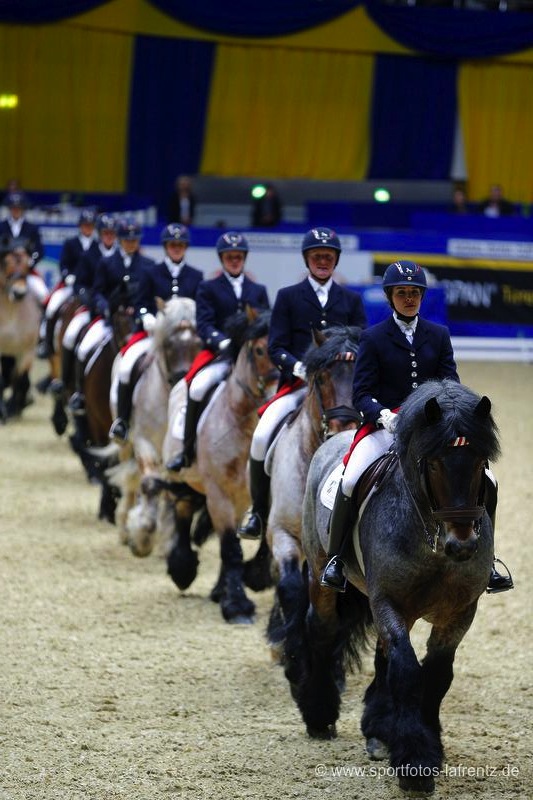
[314,352,362,439]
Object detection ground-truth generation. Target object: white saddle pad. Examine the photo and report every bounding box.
[319,462,345,510]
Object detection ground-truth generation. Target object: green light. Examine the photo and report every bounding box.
[251,184,267,199]
[0,94,18,109]
[374,188,391,203]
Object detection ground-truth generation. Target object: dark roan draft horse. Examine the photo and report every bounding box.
[287,379,500,796]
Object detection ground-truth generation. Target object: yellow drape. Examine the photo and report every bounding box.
[459,61,533,204]
[0,24,133,192]
[201,44,373,180]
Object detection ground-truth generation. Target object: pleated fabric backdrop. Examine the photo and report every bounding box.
[0,7,532,205]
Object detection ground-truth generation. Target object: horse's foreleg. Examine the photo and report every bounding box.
[243,535,274,592]
[421,602,478,734]
[218,529,255,624]
[375,607,442,795]
[166,498,199,591]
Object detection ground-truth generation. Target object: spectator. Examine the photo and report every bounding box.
[450,186,470,215]
[168,175,196,225]
[251,183,282,227]
[480,184,515,218]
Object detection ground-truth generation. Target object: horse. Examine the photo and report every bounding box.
[0,248,41,420]
[159,307,279,624]
[47,295,85,436]
[265,325,362,657]
[284,379,500,796]
[107,296,201,550]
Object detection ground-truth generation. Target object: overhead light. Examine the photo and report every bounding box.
[374,188,391,203]
[0,94,19,109]
[251,184,267,199]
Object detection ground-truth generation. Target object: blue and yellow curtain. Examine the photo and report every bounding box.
[1,0,533,210]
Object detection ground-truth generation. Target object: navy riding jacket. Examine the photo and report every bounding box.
[352,315,459,425]
[92,250,155,320]
[0,218,44,265]
[133,260,204,316]
[268,278,367,385]
[196,273,270,352]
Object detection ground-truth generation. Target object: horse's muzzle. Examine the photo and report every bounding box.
[443,528,479,561]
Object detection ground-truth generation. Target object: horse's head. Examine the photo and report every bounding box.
[226,308,278,399]
[396,380,500,559]
[154,296,201,385]
[304,326,363,437]
[0,250,29,302]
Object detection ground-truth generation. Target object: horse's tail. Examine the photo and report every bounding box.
[336,584,374,673]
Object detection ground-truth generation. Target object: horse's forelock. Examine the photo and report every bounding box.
[304,325,361,376]
[153,297,197,345]
[396,380,500,463]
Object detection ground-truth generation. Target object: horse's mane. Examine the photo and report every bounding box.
[223,308,271,353]
[395,379,501,463]
[303,325,362,377]
[153,296,197,347]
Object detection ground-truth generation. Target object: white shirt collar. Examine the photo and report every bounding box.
[165,254,183,276]
[8,217,23,237]
[393,311,418,335]
[308,275,333,297]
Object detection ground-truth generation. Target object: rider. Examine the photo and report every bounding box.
[37,208,99,360]
[62,213,118,406]
[0,191,44,267]
[320,260,514,594]
[108,222,204,443]
[166,231,270,472]
[237,227,367,540]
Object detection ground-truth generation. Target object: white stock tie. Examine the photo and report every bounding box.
[316,287,328,308]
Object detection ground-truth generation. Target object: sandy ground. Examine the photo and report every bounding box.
[0,360,532,800]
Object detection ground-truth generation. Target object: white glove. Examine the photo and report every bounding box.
[142,313,157,333]
[65,273,76,286]
[218,338,231,353]
[377,408,398,433]
[292,361,307,381]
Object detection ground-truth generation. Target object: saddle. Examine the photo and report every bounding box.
[355,449,398,510]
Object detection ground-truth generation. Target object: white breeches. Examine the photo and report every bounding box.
[117,337,151,383]
[27,274,49,306]
[340,429,394,498]
[62,309,90,351]
[250,387,307,461]
[77,318,109,362]
[46,285,73,317]
[189,361,231,402]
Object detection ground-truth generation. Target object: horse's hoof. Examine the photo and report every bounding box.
[366,737,388,761]
[307,723,337,740]
[226,614,255,625]
[399,774,435,797]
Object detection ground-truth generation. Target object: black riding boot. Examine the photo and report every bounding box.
[484,471,514,594]
[61,347,77,395]
[166,399,202,472]
[68,357,86,413]
[109,381,133,443]
[237,459,271,540]
[37,316,54,359]
[320,485,353,592]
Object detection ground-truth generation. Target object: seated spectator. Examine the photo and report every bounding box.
[450,186,470,214]
[168,175,196,225]
[480,184,516,217]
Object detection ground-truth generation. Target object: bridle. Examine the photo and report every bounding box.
[401,437,486,552]
[311,352,362,440]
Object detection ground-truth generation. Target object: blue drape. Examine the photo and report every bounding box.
[0,0,109,23]
[365,4,533,58]
[127,36,215,213]
[368,54,457,180]
[146,0,359,37]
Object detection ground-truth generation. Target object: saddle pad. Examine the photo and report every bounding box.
[196,381,227,438]
[319,462,345,510]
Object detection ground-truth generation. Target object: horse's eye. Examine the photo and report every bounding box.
[427,461,438,472]
[254,346,264,357]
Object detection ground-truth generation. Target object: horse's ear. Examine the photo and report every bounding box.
[245,304,258,323]
[475,395,491,418]
[155,296,165,312]
[425,397,442,425]
[312,328,326,347]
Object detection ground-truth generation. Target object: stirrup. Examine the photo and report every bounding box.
[320,556,347,593]
[166,452,191,472]
[49,378,64,396]
[237,508,263,540]
[486,558,514,594]
[68,392,86,415]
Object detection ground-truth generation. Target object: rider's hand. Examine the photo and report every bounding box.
[218,338,231,353]
[292,361,307,381]
[377,408,398,433]
[141,313,156,333]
